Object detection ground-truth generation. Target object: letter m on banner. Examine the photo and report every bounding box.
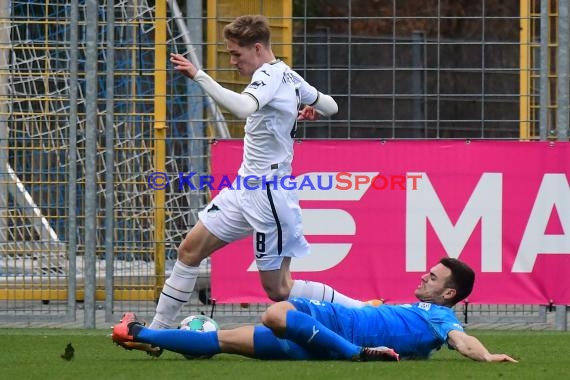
[405,172,503,272]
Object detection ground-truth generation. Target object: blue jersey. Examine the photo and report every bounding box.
[290,298,464,359]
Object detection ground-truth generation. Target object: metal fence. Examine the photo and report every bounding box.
[0,0,568,329]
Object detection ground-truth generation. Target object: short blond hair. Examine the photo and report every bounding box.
[223,15,271,47]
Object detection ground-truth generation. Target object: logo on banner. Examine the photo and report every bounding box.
[147,171,422,191]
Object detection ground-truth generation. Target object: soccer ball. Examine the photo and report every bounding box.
[178,314,219,332]
[178,314,220,359]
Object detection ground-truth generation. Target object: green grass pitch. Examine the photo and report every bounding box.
[1,328,569,380]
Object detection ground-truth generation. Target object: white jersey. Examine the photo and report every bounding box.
[238,60,319,179]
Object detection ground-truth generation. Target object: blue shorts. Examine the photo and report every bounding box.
[288,298,355,341]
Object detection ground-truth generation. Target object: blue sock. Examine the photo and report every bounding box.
[134,326,221,357]
[283,310,360,359]
[253,326,318,360]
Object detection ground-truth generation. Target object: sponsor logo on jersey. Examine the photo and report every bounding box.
[307,325,320,344]
[418,302,432,311]
[206,203,221,218]
[248,80,266,89]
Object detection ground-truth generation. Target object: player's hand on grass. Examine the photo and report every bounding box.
[486,353,518,363]
[298,106,318,121]
[170,53,198,79]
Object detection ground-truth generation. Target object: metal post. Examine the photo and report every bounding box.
[435,1,441,137]
[480,1,485,138]
[519,0,531,139]
[84,0,99,328]
[311,27,331,138]
[347,0,352,137]
[555,305,568,331]
[105,0,115,323]
[557,0,569,140]
[168,0,229,138]
[411,31,426,138]
[186,0,205,224]
[154,0,167,300]
[0,0,10,245]
[539,0,549,140]
[67,0,79,321]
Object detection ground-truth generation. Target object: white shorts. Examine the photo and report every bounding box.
[198,182,310,271]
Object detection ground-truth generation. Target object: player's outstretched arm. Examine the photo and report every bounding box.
[447,330,518,362]
[170,53,257,119]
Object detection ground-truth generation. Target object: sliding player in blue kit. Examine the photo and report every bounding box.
[112,258,517,362]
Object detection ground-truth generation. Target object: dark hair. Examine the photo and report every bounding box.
[223,15,271,47]
[440,257,475,306]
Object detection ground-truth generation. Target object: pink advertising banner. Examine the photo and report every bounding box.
[209,140,570,304]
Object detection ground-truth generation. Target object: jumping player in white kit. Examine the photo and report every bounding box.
[114,14,372,356]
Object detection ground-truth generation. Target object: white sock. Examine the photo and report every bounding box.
[149,260,199,329]
[289,280,365,308]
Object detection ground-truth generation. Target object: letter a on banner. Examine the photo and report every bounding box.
[513,174,570,272]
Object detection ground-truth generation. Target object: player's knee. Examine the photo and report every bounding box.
[261,303,288,334]
[260,309,274,328]
[263,285,289,302]
[177,241,202,266]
